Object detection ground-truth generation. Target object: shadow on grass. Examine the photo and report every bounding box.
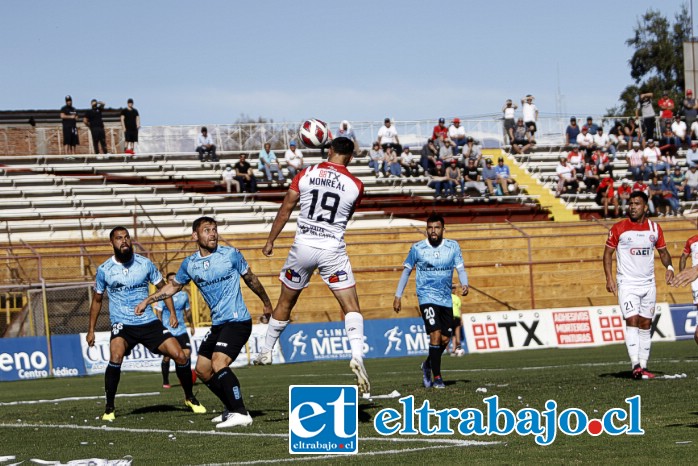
[131,404,181,414]
[599,371,665,379]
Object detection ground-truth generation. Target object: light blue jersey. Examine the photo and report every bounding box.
[174,245,251,325]
[94,254,162,326]
[154,291,190,337]
[403,239,465,308]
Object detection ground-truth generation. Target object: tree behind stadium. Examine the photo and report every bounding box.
[608,6,691,117]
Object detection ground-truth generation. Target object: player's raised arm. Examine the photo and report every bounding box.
[263,188,300,257]
[135,280,183,316]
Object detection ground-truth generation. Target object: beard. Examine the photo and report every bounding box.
[428,236,443,247]
[113,245,134,263]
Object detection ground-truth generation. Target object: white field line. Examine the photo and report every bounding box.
[0,392,160,407]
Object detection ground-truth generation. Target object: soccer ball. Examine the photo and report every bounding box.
[507,184,517,194]
[299,118,330,148]
[455,347,465,357]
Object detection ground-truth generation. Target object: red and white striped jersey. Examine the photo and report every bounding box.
[682,234,698,266]
[290,161,364,251]
[606,218,666,287]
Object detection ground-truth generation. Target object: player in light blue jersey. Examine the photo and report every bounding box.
[154,272,194,389]
[136,217,273,429]
[394,214,469,389]
[87,227,206,421]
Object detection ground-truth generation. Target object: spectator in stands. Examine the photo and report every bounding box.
[692,118,698,141]
[196,127,217,162]
[624,118,642,147]
[84,99,108,155]
[596,176,619,219]
[438,138,455,164]
[593,126,616,159]
[576,125,594,162]
[120,98,140,155]
[448,118,467,155]
[555,156,577,197]
[502,99,518,144]
[583,160,600,193]
[637,92,656,141]
[592,148,613,179]
[565,117,580,146]
[494,157,518,195]
[369,141,386,177]
[335,120,359,155]
[566,145,584,172]
[648,174,668,216]
[420,138,438,172]
[445,160,463,198]
[670,166,687,201]
[234,154,257,193]
[378,117,401,155]
[683,89,697,132]
[60,95,79,155]
[511,118,534,154]
[658,91,675,133]
[633,180,655,215]
[400,146,420,177]
[687,141,698,168]
[617,179,632,215]
[481,158,499,196]
[221,165,240,193]
[432,118,449,142]
[586,117,599,136]
[643,139,660,173]
[661,173,680,216]
[686,165,698,200]
[627,141,651,182]
[670,115,689,147]
[463,158,487,196]
[384,146,402,177]
[283,140,304,178]
[258,142,284,183]
[656,129,677,172]
[609,121,627,149]
[462,137,483,168]
[521,95,538,137]
[428,161,449,199]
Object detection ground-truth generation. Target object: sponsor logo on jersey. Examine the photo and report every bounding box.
[629,247,652,256]
[328,271,348,283]
[285,268,302,283]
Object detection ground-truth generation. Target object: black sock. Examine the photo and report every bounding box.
[439,344,448,356]
[105,361,122,409]
[204,377,229,407]
[429,345,442,379]
[161,360,170,385]
[175,360,194,399]
[215,368,247,414]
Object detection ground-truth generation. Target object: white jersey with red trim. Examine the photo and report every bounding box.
[290,161,364,251]
[606,218,666,287]
[682,234,698,266]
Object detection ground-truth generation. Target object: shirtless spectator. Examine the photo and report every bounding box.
[502,99,518,144]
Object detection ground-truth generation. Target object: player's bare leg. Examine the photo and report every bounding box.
[255,284,300,365]
[332,287,371,396]
[158,338,206,413]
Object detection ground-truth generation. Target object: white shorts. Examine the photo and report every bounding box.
[279,243,356,291]
[691,280,698,304]
[617,286,656,319]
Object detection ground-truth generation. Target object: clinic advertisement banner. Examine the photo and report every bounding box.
[668,304,697,340]
[0,335,86,382]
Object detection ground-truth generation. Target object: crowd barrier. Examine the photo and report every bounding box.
[1,303,695,382]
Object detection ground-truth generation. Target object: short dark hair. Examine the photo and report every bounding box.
[109,226,128,240]
[201,126,207,132]
[331,136,354,156]
[193,216,217,232]
[629,191,648,204]
[426,213,445,227]
[166,272,176,280]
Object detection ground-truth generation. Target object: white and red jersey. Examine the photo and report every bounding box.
[606,218,666,287]
[682,235,698,266]
[290,161,364,251]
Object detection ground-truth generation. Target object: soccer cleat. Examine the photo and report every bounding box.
[102,407,115,421]
[253,351,272,366]
[162,383,171,389]
[433,377,446,389]
[185,397,207,414]
[641,368,655,379]
[421,361,432,388]
[350,358,371,395]
[632,364,643,380]
[216,411,253,428]
[211,410,228,423]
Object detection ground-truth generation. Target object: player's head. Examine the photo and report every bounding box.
[627,191,649,221]
[192,216,218,252]
[166,272,176,283]
[426,213,445,246]
[109,227,133,263]
[328,137,354,165]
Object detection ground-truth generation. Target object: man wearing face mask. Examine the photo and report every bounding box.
[84,98,108,154]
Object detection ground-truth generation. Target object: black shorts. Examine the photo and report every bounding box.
[419,303,454,337]
[125,129,139,143]
[63,128,79,146]
[513,138,529,145]
[173,332,191,350]
[525,121,537,133]
[504,119,515,131]
[110,320,173,356]
[198,320,252,360]
[453,316,462,327]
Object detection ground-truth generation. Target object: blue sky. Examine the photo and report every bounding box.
[0,0,690,125]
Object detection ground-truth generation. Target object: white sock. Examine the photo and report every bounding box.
[638,328,652,369]
[344,312,365,360]
[262,317,289,352]
[625,326,640,368]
